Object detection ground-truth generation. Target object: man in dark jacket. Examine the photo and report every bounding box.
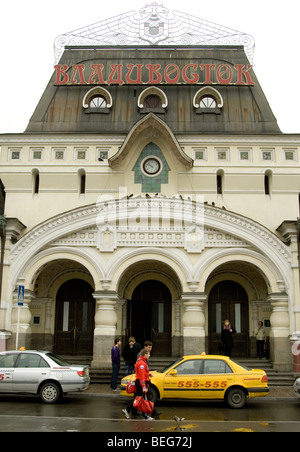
[122,337,141,375]
[110,338,121,391]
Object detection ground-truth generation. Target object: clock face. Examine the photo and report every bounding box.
[143,157,161,175]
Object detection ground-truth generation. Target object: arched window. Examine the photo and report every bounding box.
[143,94,162,109]
[193,87,223,114]
[199,96,217,109]
[138,87,168,113]
[82,87,112,114]
[89,95,107,109]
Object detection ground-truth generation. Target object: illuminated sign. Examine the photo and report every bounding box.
[54,62,255,86]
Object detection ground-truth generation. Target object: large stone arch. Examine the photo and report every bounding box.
[204,259,270,357]
[7,199,294,367]
[117,259,182,301]
[10,200,291,294]
[116,259,183,356]
[19,247,105,292]
[105,247,191,293]
[195,248,286,294]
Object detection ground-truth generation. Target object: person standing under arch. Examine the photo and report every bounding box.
[221,320,236,358]
[255,321,266,359]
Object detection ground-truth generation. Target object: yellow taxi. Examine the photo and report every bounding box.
[120,354,269,409]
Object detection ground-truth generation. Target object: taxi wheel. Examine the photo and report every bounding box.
[225,387,247,409]
[39,382,61,404]
[148,386,158,403]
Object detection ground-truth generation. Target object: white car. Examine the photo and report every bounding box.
[0,350,90,403]
[293,377,300,398]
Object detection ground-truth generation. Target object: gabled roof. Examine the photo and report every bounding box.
[25,46,281,135]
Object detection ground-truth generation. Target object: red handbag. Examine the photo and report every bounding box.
[133,394,154,414]
[126,380,137,394]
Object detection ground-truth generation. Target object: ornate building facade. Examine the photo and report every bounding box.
[0,4,299,370]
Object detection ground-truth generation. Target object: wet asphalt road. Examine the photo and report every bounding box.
[0,394,299,433]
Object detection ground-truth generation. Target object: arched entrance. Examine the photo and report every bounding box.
[54,279,95,356]
[128,280,172,356]
[208,281,249,357]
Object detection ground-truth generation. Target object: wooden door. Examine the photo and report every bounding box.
[55,280,95,356]
[208,281,249,357]
[129,280,171,356]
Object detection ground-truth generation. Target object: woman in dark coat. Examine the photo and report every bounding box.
[221,320,236,358]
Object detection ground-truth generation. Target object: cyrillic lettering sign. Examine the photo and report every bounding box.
[54,62,255,86]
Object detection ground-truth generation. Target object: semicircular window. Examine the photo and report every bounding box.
[89,96,107,109]
[193,87,223,115]
[144,95,163,109]
[200,96,217,109]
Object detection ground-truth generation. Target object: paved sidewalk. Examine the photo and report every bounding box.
[83,384,297,399]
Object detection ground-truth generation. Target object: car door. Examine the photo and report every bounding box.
[13,353,51,393]
[162,359,202,399]
[0,353,18,392]
[199,359,234,400]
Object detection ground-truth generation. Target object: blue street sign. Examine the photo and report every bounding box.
[18,285,24,306]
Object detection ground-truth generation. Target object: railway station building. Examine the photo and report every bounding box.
[0,4,299,371]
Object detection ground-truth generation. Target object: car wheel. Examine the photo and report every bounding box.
[225,387,247,409]
[39,382,61,404]
[148,386,158,403]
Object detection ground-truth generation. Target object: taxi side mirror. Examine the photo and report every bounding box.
[168,369,177,376]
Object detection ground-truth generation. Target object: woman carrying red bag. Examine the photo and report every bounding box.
[122,348,154,420]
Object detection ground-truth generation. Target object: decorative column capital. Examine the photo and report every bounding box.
[181,292,207,303]
[267,292,289,305]
[93,290,119,301]
[268,292,289,338]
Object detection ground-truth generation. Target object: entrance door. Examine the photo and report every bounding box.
[128,280,171,356]
[208,281,249,357]
[55,279,95,356]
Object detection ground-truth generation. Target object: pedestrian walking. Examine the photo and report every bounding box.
[110,338,121,391]
[122,348,154,420]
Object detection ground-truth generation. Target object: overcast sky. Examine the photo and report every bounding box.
[1,0,299,134]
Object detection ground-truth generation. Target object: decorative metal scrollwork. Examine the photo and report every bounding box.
[54,2,255,64]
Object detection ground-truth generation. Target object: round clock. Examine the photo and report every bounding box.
[142,157,162,176]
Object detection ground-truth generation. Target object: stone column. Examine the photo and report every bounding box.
[92,290,119,368]
[116,299,127,338]
[268,292,291,371]
[0,219,26,332]
[181,292,207,355]
[44,298,54,349]
[173,300,183,356]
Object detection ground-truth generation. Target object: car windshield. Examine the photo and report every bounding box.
[157,358,183,373]
[45,352,70,366]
